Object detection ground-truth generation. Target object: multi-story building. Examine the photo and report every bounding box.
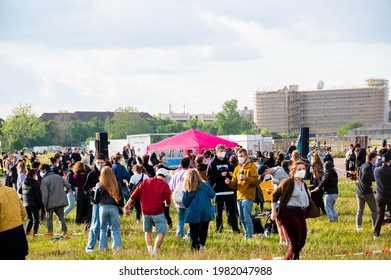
[254,79,389,135]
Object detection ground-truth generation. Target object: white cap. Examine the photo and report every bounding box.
[156,168,168,177]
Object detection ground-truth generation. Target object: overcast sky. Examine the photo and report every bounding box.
[0,0,390,119]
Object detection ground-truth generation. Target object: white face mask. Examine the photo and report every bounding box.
[238,156,246,164]
[95,163,105,171]
[218,151,226,159]
[162,156,167,163]
[40,172,45,178]
[294,169,306,179]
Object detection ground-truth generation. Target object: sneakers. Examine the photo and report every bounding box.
[279,241,289,246]
[152,249,158,255]
[356,227,363,231]
[183,235,190,240]
[199,246,206,252]
[85,248,94,253]
[374,234,380,240]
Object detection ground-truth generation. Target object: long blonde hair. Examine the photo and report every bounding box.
[183,169,202,192]
[291,150,301,162]
[99,166,120,204]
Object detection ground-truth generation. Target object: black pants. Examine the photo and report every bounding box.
[215,194,239,232]
[164,205,172,226]
[310,187,326,214]
[189,221,209,250]
[76,191,92,224]
[26,206,40,234]
[0,224,28,260]
[374,199,391,237]
[135,197,141,221]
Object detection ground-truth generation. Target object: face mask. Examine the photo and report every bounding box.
[162,156,167,163]
[218,152,226,159]
[294,169,306,179]
[96,163,105,171]
[238,156,245,164]
[40,172,45,178]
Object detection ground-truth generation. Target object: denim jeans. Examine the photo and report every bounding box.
[324,194,338,222]
[237,200,254,239]
[356,193,377,228]
[64,191,75,216]
[176,207,190,237]
[86,204,100,250]
[99,204,121,250]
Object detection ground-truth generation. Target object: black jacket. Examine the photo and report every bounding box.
[323,153,333,164]
[84,165,101,203]
[95,181,124,207]
[356,149,366,168]
[206,157,233,193]
[318,169,338,195]
[18,177,43,208]
[357,162,374,195]
[374,165,391,203]
[143,163,155,178]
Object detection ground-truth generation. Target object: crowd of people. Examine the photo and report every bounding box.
[1,141,391,260]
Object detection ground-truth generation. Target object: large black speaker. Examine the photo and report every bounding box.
[96,132,109,158]
[300,127,309,158]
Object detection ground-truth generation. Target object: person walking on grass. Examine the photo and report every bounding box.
[271,161,310,260]
[182,169,215,252]
[84,153,108,253]
[207,144,240,234]
[356,152,377,230]
[124,168,171,255]
[373,154,391,240]
[94,166,123,251]
[18,168,43,235]
[312,161,338,222]
[39,164,71,235]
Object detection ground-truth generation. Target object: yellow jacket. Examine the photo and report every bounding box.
[0,185,26,232]
[228,162,260,201]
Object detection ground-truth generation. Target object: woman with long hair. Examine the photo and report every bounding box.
[96,166,123,250]
[310,152,326,214]
[182,169,216,252]
[271,161,310,260]
[73,162,89,224]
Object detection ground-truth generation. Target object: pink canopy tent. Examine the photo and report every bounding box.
[146,128,239,154]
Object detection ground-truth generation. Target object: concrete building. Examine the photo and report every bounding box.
[346,123,391,140]
[254,79,389,135]
[159,112,216,123]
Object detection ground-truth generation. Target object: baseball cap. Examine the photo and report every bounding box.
[258,165,269,176]
[156,168,168,177]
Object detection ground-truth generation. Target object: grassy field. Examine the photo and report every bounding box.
[23,178,391,260]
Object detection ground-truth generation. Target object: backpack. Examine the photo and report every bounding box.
[173,181,184,204]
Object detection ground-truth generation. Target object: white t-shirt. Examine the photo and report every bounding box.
[130,173,149,185]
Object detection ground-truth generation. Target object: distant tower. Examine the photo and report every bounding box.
[183,104,186,113]
[169,103,173,114]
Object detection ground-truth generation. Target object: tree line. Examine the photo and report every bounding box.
[0,100,260,151]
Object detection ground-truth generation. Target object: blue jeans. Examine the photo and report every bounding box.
[99,204,122,250]
[121,186,130,203]
[176,208,190,237]
[85,204,100,250]
[64,191,75,216]
[237,200,254,239]
[324,194,338,222]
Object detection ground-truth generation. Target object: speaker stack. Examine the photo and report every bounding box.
[95,132,109,158]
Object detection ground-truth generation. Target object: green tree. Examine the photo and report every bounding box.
[1,104,48,150]
[104,107,154,139]
[337,121,363,136]
[184,117,203,130]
